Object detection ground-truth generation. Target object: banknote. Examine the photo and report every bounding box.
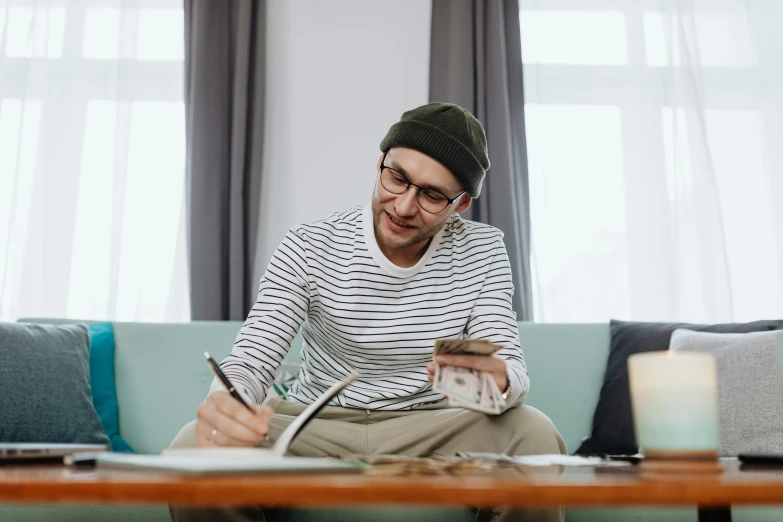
[433,338,502,356]
[432,339,505,414]
[442,369,503,415]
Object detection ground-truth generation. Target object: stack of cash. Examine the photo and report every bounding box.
[432,339,506,414]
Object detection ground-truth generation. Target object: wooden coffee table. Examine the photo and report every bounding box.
[2,459,782,521]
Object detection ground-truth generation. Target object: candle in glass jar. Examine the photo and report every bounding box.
[628,351,719,453]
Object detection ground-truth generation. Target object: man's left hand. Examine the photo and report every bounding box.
[426,355,508,393]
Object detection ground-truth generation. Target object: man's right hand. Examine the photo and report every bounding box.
[196,391,274,447]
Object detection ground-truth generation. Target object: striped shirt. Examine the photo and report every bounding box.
[211,204,529,412]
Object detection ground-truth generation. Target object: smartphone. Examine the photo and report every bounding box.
[738,454,783,465]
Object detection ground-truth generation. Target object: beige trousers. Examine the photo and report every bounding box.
[169,399,567,522]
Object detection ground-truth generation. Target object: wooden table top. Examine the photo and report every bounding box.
[2,460,783,508]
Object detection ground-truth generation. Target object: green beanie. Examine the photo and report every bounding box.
[379,102,490,198]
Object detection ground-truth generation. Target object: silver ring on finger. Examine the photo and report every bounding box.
[211,428,218,443]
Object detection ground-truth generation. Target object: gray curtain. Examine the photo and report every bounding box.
[184,0,266,320]
[430,0,533,320]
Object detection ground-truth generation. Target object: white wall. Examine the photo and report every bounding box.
[254,0,432,287]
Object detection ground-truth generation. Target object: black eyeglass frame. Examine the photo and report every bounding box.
[378,152,467,214]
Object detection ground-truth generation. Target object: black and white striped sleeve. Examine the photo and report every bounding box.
[464,236,529,410]
[209,229,310,404]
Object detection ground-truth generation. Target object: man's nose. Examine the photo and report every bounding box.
[395,187,419,217]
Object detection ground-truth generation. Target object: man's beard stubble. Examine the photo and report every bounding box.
[370,193,450,251]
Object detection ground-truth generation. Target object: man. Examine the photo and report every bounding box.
[171,103,566,522]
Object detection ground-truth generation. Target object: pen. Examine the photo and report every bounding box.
[204,351,253,411]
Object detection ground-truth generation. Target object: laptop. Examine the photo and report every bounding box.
[0,443,108,462]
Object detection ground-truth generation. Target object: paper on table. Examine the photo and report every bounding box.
[91,453,365,474]
[163,448,281,458]
[458,453,633,467]
[513,455,632,467]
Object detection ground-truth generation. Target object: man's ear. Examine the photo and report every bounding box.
[455,193,472,213]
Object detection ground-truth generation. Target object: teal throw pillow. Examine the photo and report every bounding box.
[88,323,134,452]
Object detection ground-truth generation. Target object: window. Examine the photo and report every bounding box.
[522,0,783,323]
[0,0,188,322]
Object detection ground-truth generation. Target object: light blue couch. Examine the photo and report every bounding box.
[3,321,779,521]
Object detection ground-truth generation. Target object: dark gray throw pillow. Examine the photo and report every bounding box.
[575,319,783,455]
[0,322,109,445]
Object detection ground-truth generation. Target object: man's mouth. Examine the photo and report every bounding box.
[386,211,415,229]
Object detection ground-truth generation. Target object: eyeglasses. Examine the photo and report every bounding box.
[378,153,467,214]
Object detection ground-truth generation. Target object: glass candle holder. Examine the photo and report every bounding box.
[628,351,719,456]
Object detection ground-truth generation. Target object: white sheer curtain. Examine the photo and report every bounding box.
[0,0,189,322]
[522,0,783,323]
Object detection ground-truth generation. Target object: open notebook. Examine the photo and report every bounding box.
[70,371,365,474]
